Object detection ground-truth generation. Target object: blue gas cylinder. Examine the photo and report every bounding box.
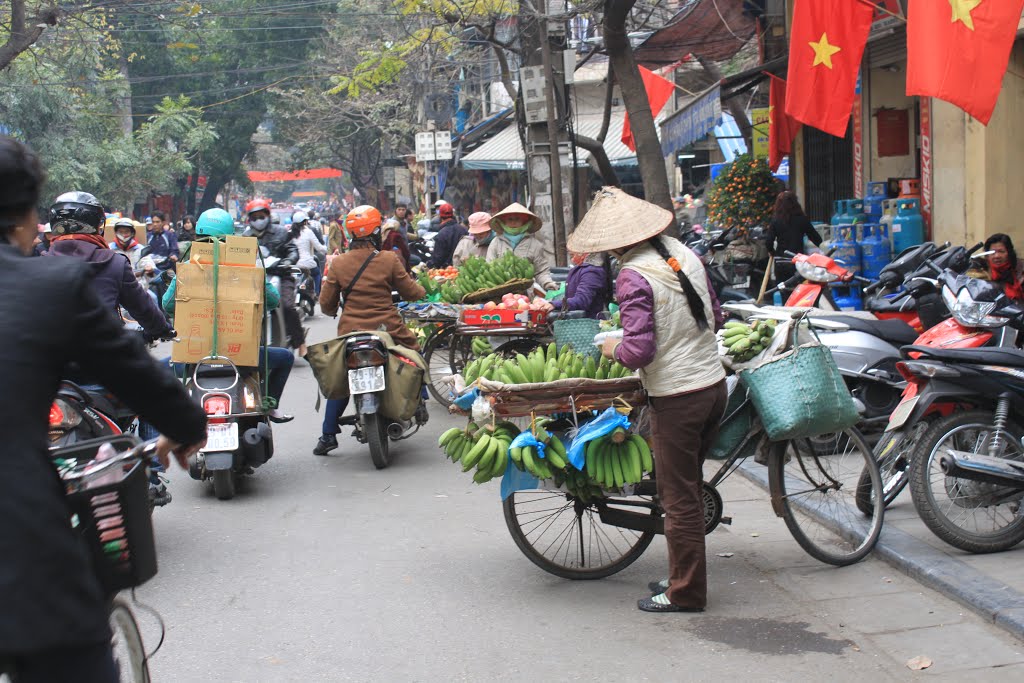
[831,283,864,311]
[831,200,846,227]
[863,182,887,222]
[830,225,862,276]
[860,224,892,280]
[846,199,867,226]
[892,199,925,253]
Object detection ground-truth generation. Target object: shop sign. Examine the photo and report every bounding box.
[751,107,770,159]
[660,85,722,157]
[870,0,906,37]
[920,97,932,234]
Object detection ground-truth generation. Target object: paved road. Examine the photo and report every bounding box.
[139,316,1024,681]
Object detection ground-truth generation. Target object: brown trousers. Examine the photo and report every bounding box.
[649,379,728,609]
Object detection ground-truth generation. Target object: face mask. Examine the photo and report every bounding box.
[116,236,133,248]
[504,224,528,235]
[571,252,587,266]
[250,217,270,232]
[505,232,527,249]
[479,232,494,245]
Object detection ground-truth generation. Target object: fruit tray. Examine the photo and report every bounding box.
[471,376,645,418]
[461,278,534,304]
[458,307,548,329]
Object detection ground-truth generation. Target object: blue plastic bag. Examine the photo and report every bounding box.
[453,387,479,411]
[500,431,546,500]
[566,406,631,470]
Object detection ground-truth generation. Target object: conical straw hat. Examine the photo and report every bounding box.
[567,187,674,253]
[491,202,542,233]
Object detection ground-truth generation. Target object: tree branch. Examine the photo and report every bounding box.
[575,134,619,186]
[0,1,61,71]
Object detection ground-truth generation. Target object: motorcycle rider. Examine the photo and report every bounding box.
[109,218,159,304]
[0,135,207,683]
[45,192,173,342]
[242,198,305,355]
[146,211,178,269]
[313,205,427,455]
[427,202,466,269]
[162,208,295,423]
[291,209,327,299]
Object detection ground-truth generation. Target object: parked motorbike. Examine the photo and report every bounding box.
[184,356,275,500]
[890,342,1024,553]
[334,333,429,469]
[856,261,1024,513]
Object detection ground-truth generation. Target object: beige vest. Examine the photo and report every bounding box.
[621,240,725,397]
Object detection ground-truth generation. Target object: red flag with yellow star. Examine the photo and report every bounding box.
[768,74,801,172]
[784,0,875,137]
[906,0,1024,125]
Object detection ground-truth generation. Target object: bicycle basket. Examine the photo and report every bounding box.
[708,383,756,460]
[553,318,601,360]
[58,437,158,594]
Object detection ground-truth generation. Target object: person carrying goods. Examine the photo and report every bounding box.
[570,187,727,613]
[313,205,427,455]
[162,208,295,423]
[452,212,493,267]
[486,202,557,290]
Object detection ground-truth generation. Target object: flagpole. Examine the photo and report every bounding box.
[854,0,906,22]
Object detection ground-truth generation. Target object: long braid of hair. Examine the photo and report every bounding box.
[649,236,709,331]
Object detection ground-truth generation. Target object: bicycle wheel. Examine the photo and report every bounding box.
[423,324,459,406]
[908,410,1024,553]
[109,597,150,683]
[769,428,884,566]
[503,490,656,579]
[855,421,928,515]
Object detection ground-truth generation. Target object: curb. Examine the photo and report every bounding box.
[735,460,1024,641]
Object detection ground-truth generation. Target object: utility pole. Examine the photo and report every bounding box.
[539,2,567,265]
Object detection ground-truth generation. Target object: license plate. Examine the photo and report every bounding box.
[886,396,919,432]
[349,366,386,395]
[202,423,239,452]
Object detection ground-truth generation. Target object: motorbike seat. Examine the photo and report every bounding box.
[864,296,914,314]
[826,315,919,345]
[903,345,1024,367]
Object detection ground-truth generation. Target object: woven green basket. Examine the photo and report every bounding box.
[708,386,756,460]
[553,318,601,360]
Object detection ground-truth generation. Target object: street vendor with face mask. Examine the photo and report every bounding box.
[485,203,557,290]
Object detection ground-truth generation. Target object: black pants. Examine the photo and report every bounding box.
[3,641,118,683]
[277,277,305,348]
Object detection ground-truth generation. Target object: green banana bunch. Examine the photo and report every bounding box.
[583,428,652,490]
[471,337,491,358]
[721,319,777,363]
[554,467,604,503]
[445,253,536,299]
[490,343,636,385]
[441,421,520,484]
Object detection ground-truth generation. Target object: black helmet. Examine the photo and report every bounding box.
[49,191,105,236]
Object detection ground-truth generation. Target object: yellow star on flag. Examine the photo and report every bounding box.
[768,104,775,126]
[949,0,983,30]
[809,32,841,69]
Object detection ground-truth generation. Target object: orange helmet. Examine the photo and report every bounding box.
[345,205,382,239]
[245,198,271,216]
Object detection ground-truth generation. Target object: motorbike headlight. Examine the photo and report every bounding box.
[795,260,839,283]
[943,285,1004,327]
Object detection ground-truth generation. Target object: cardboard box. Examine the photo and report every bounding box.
[459,308,547,328]
[189,235,259,266]
[172,300,264,366]
[171,259,266,367]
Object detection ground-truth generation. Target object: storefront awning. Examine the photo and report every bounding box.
[460,110,645,171]
[634,0,756,67]
[660,84,722,156]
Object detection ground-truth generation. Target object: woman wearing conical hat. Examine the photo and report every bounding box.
[569,187,727,614]
[485,203,557,290]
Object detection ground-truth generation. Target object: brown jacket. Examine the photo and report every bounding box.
[319,243,426,349]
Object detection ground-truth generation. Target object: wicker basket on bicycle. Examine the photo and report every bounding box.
[472,375,645,418]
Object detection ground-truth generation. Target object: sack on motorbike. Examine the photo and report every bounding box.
[738,321,859,441]
[380,347,426,421]
[305,336,351,400]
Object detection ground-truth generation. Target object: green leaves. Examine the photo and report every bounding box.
[705,153,779,231]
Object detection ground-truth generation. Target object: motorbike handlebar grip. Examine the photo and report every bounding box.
[968,241,984,255]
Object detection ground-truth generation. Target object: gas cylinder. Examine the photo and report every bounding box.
[830,283,864,311]
[860,224,892,280]
[830,225,862,276]
[892,199,925,253]
[863,181,888,223]
[898,179,921,199]
[845,199,867,226]
[879,199,898,251]
[831,200,846,227]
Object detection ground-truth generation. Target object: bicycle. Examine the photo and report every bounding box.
[503,393,886,578]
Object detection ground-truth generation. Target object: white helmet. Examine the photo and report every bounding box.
[291,210,309,225]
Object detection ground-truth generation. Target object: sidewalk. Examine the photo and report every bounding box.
[735,460,1024,641]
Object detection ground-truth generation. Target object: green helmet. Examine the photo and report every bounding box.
[196,208,234,237]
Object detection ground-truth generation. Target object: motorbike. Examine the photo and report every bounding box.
[295,268,317,318]
[184,355,275,500]
[334,332,429,470]
[855,261,1024,513]
[262,251,298,348]
[887,341,1024,553]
